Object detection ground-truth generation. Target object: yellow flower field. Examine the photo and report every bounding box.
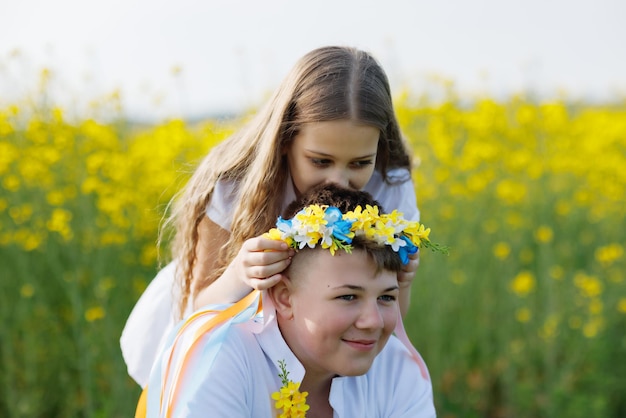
[1,86,625,417]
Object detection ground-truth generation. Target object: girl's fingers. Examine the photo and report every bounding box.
[241,237,294,266]
[401,251,420,273]
[237,236,294,285]
[248,257,291,278]
[397,270,415,286]
[243,236,290,252]
[398,252,420,286]
[247,248,293,266]
[248,274,284,290]
[402,259,419,273]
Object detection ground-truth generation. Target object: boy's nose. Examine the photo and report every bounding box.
[356,301,385,330]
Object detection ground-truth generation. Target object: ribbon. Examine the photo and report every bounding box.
[393,307,430,381]
[137,290,263,418]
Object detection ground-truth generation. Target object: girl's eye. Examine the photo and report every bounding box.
[350,160,373,169]
[378,294,397,303]
[311,158,331,167]
[337,295,356,301]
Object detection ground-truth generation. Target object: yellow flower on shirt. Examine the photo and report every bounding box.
[271,360,310,417]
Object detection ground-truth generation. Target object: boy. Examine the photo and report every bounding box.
[143,184,436,417]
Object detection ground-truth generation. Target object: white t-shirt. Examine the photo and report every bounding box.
[121,169,420,387]
[147,302,436,417]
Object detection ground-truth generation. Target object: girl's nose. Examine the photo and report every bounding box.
[326,170,350,188]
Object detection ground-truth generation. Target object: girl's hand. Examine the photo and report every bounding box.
[233,236,295,290]
[398,250,420,288]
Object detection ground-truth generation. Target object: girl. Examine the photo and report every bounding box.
[121,45,421,387]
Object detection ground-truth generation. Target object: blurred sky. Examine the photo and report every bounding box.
[1,0,625,120]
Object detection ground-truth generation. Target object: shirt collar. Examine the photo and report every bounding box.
[255,292,306,383]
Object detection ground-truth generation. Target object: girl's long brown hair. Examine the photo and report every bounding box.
[163,46,413,317]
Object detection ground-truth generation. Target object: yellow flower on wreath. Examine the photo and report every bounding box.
[266,228,293,247]
[271,360,310,417]
[265,203,449,261]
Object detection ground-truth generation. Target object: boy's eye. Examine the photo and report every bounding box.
[337,295,356,301]
[378,294,397,303]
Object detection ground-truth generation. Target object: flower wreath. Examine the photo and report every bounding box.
[264,204,448,264]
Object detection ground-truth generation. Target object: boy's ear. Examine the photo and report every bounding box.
[268,276,294,320]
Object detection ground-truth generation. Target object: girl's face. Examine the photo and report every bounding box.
[286,120,379,195]
[274,249,399,383]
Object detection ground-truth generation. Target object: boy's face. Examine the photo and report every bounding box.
[275,248,399,382]
[286,119,379,196]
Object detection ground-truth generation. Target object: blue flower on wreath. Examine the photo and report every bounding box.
[397,235,419,265]
[324,207,355,244]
